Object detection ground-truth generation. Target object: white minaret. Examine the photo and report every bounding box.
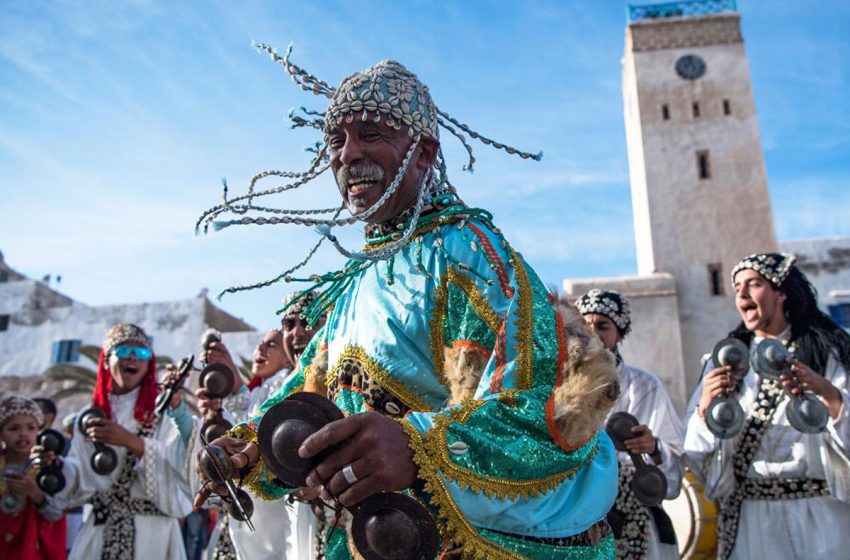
[622,1,778,392]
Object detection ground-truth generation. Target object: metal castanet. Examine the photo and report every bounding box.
[257,393,441,560]
[197,435,255,530]
[705,338,750,439]
[605,411,668,507]
[155,355,195,418]
[77,407,118,475]
[35,428,67,494]
[750,339,829,434]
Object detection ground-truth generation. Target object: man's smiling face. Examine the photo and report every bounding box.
[327,119,437,224]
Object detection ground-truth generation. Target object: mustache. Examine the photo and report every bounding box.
[335,161,385,187]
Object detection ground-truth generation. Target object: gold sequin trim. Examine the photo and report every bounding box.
[326,345,433,412]
[424,404,591,500]
[511,250,534,391]
[400,420,527,560]
[447,268,502,333]
[430,267,502,395]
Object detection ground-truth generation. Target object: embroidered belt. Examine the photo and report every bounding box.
[740,477,829,500]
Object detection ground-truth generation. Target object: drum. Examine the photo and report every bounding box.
[665,468,717,560]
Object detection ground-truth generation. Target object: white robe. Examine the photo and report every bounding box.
[684,334,850,559]
[611,361,684,560]
[222,368,318,560]
[54,388,192,560]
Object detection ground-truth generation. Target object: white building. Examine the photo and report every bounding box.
[564,1,850,412]
[0,250,264,418]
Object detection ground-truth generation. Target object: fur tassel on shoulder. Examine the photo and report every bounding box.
[551,299,620,449]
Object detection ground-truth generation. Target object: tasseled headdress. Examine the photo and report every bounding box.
[196,44,541,299]
[93,323,158,423]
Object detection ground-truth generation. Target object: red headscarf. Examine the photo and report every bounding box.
[92,324,158,423]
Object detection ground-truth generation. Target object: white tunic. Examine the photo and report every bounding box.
[223,368,318,560]
[55,387,192,560]
[611,361,684,560]
[684,335,850,559]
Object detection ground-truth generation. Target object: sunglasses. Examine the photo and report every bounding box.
[113,346,152,360]
[282,317,310,330]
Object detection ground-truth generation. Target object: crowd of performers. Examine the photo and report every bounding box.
[3,49,849,560]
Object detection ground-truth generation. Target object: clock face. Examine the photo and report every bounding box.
[675,54,706,80]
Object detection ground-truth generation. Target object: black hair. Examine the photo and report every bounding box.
[32,397,57,416]
[729,267,850,375]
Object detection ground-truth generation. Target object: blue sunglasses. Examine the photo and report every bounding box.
[113,346,152,360]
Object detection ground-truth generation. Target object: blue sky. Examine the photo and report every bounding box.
[2,0,848,330]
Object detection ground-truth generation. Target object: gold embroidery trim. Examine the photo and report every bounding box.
[422,403,592,500]
[447,267,502,333]
[431,267,503,395]
[430,271,450,390]
[325,345,433,412]
[511,250,534,391]
[400,420,527,560]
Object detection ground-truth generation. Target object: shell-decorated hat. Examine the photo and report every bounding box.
[731,252,796,289]
[0,395,44,428]
[576,288,632,337]
[324,60,439,140]
[102,323,151,354]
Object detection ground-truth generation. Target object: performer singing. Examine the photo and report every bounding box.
[577,289,683,560]
[0,396,66,560]
[194,47,621,559]
[198,294,324,560]
[684,253,850,559]
[36,324,194,560]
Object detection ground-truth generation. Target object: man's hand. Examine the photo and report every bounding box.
[162,363,189,409]
[697,365,735,418]
[85,417,145,457]
[624,424,658,456]
[195,387,223,418]
[300,412,417,508]
[783,358,844,419]
[30,445,60,470]
[203,342,243,394]
[193,437,259,511]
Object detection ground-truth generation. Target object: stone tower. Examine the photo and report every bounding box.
[622,1,778,392]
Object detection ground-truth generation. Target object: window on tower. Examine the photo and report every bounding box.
[696,150,711,180]
[692,101,701,118]
[708,264,724,296]
[662,104,670,120]
[723,99,731,115]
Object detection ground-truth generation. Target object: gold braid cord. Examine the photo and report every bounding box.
[400,420,527,560]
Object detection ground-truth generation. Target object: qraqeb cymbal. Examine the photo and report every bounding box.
[257,392,344,488]
[351,492,440,560]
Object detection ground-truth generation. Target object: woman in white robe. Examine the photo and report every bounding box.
[684,253,850,560]
[578,289,684,560]
[43,324,193,560]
